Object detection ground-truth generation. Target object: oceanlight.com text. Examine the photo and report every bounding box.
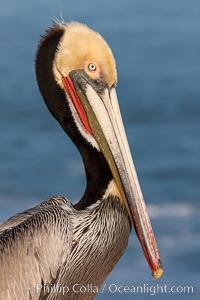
[101,283,194,295]
[34,283,194,296]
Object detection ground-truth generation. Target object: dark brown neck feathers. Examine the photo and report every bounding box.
[35,24,112,210]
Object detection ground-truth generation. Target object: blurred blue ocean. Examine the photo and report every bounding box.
[0,0,200,299]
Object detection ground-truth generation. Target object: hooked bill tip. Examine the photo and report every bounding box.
[152,260,163,279]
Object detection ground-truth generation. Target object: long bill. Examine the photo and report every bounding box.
[62,72,163,279]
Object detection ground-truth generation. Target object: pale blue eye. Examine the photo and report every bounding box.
[88,63,96,71]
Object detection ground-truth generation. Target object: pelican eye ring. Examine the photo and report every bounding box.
[88,63,96,72]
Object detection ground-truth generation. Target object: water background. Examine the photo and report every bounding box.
[0,0,200,299]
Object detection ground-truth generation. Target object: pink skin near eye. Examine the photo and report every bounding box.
[85,60,101,79]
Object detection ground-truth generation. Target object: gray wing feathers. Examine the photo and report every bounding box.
[0,196,69,233]
[0,200,73,300]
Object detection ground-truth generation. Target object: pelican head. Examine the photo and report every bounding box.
[36,22,163,279]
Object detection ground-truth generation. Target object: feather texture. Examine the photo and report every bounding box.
[0,197,73,299]
[0,196,130,300]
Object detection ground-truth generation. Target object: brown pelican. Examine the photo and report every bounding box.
[0,22,163,300]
